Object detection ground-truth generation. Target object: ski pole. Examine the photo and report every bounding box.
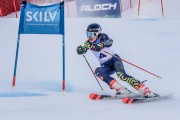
[82,54,104,91]
[103,50,162,79]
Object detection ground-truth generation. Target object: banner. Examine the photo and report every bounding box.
[76,0,121,18]
[18,2,64,34]
[13,2,65,91]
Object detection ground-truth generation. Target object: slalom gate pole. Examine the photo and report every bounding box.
[0,8,2,17]
[130,0,132,8]
[138,0,141,16]
[82,54,104,91]
[161,0,164,17]
[120,0,122,15]
[12,0,18,18]
[62,35,65,93]
[103,50,162,79]
[12,34,21,87]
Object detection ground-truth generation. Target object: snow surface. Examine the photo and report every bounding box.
[1,1,180,120]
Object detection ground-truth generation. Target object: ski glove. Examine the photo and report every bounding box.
[91,43,104,52]
[84,41,92,49]
[77,45,86,55]
[103,39,113,47]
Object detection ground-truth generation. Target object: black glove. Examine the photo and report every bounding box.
[77,45,85,55]
[92,43,104,52]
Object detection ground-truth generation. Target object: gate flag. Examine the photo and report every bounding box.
[18,2,64,34]
[76,0,121,18]
[13,1,65,92]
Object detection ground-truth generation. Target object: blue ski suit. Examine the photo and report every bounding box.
[82,33,141,88]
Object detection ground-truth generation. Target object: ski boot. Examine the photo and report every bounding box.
[110,79,132,96]
[135,83,159,98]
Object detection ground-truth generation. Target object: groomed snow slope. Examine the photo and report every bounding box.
[0,18,180,120]
[0,0,180,119]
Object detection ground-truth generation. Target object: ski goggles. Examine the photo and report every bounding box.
[86,31,97,38]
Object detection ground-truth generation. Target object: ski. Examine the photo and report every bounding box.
[89,93,172,104]
[89,93,143,100]
[122,94,172,104]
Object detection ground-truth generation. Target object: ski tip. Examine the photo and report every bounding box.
[122,98,134,104]
[89,93,101,100]
[89,93,95,100]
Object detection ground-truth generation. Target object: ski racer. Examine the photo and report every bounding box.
[77,23,157,98]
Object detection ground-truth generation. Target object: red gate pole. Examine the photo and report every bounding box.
[0,8,2,17]
[130,0,132,8]
[0,0,2,17]
[161,0,164,17]
[12,0,18,18]
[138,0,141,16]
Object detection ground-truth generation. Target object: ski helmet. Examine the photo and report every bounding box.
[86,23,102,38]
